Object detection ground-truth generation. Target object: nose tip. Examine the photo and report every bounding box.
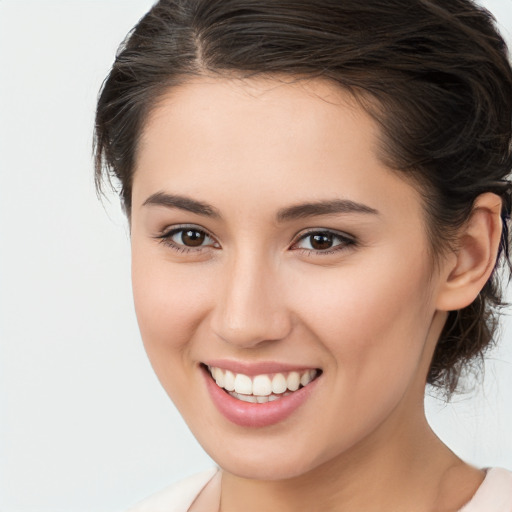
[213,309,292,348]
[210,260,293,348]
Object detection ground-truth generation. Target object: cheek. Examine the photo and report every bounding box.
[291,252,434,387]
[130,248,214,379]
[283,255,436,455]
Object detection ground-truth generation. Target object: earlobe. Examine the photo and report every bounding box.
[436,193,503,312]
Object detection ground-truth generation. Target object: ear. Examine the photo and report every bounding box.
[436,193,503,312]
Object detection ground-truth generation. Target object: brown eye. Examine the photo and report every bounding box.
[181,229,206,247]
[159,226,219,251]
[309,233,334,250]
[293,230,355,254]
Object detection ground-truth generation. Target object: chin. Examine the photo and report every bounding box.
[219,459,318,481]
[201,438,326,481]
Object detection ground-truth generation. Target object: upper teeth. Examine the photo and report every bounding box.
[208,366,318,396]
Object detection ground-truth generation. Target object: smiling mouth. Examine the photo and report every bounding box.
[204,364,321,404]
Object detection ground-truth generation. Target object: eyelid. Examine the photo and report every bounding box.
[292,227,356,243]
[290,227,357,254]
[156,224,220,251]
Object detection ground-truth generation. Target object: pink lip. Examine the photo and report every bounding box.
[203,359,317,376]
[201,365,320,428]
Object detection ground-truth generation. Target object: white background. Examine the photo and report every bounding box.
[0,1,511,511]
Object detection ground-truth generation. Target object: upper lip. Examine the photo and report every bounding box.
[202,359,320,376]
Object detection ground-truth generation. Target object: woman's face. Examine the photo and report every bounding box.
[130,77,449,479]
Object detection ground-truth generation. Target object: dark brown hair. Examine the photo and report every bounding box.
[94,0,512,394]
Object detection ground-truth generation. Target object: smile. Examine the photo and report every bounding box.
[207,366,319,403]
[202,362,321,427]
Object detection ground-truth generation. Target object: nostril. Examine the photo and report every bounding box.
[210,272,293,348]
[211,309,294,348]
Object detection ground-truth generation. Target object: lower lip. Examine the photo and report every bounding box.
[201,366,320,428]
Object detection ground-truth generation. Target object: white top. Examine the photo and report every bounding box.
[460,468,512,512]
[126,467,512,512]
[125,468,219,512]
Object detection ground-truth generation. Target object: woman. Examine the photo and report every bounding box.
[94,0,512,510]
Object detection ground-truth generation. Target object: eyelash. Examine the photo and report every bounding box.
[291,229,356,256]
[156,225,356,256]
[156,225,219,254]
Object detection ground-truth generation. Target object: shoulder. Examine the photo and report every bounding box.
[125,467,219,512]
[459,468,512,512]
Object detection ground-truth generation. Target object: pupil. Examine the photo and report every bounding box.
[311,233,333,250]
[182,229,205,247]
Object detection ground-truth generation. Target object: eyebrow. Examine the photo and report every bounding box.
[276,199,379,222]
[143,191,221,218]
[142,192,379,221]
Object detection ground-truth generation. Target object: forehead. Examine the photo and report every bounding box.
[133,76,423,222]
[138,76,368,163]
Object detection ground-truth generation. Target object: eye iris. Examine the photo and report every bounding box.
[182,229,205,247]
[310,233,333,250]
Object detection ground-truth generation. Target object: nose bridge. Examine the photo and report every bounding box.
[211,244,292,348]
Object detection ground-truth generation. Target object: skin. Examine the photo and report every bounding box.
[130,77,501,511]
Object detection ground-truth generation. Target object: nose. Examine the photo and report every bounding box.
[210,249,293,348]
